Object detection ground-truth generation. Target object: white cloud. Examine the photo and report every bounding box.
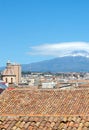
[28,42,89,57]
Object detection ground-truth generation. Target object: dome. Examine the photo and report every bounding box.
[2,68,15,76]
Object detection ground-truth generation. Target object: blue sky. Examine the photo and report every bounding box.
[0,0,89,66]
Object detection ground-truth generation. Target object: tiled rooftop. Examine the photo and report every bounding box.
[0,88,89,129]
[0,116,89,130]
[78,83,89,88]
[0,88,89,116]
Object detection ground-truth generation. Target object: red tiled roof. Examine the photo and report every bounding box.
[0,116,89,130]
[78,83,89,88]
[0,89,89,116]
[0,87,89,129]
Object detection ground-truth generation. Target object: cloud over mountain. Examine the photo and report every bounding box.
[29,42,89,57]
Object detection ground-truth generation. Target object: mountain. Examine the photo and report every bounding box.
[68,50,89,57]
[0,67,5,72]
[1,55,89,72]
[22,56,89,72]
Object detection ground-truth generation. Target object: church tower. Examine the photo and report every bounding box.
[2,61,21,85]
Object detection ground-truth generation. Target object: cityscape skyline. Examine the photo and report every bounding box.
[0,0,89,66]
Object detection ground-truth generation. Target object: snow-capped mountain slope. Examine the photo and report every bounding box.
[29,42,89,58]
[1,50,89,72]
[22,56,89,72]
[60,50,89,58]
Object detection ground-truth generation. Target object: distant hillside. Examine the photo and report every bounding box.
[0,67,5,72]
[21,56,89,72]
[0,56,89,72]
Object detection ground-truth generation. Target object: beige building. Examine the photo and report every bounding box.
[2,61,21,84]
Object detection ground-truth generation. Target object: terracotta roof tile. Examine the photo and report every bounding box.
[0,89,89,116]
[0,87,89,129]
[0,116,89,129]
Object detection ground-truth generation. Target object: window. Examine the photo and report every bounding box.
[11,78,13,83]
[6,78,8,83]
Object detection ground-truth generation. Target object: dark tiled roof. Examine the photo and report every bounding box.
[0,88,89,116]
[0,88,4,94]
[0,116,89,130]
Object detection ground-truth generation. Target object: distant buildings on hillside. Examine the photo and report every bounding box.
[1,61,89,90]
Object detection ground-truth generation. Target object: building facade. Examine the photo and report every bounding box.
[2,61,21,84]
